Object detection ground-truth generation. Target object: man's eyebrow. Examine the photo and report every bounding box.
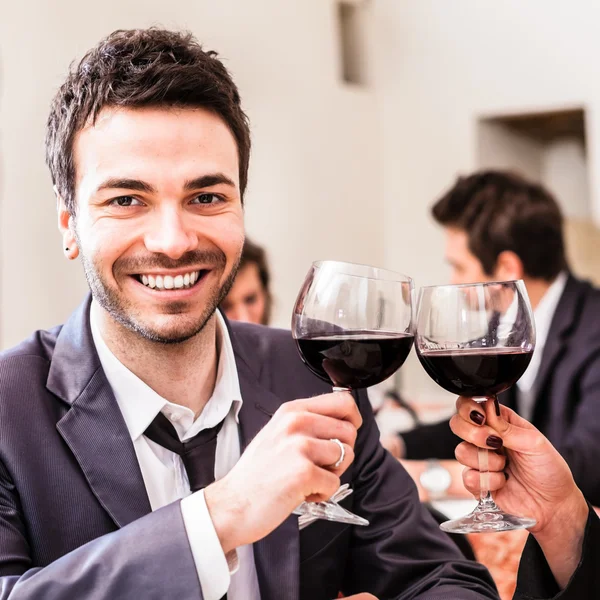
[183,173,236,191]
[94,173,236,195]
[96,178,156,193]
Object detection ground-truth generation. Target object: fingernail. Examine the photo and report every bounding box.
[494,398,501,417]
[470,410,485,425]
[486,435,503,449]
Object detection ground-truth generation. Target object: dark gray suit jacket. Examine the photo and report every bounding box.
[515,504,599,600]
[401,275,600,505]
[0,297,499,599]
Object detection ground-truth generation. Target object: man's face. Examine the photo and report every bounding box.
[220,262,268,325]
[67,106,244,343]
[444,227,490,285]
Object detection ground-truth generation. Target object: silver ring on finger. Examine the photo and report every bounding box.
[329,438,345,469]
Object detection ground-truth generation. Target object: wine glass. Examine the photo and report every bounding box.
[292,260,414,526]
[415,280,536,533]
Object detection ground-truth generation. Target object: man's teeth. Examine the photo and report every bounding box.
[139,271,200,290]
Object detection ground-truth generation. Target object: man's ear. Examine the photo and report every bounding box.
[493,250,524,281]
[56,189,79,260]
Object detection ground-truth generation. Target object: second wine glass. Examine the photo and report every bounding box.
[415,280,536,533]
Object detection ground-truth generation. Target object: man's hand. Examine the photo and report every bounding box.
[205,391,362,554]
[450,397,588,588]
[343,594,378,599]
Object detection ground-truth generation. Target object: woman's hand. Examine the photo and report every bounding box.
[450,397,589,588]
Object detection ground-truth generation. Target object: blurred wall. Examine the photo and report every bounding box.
[478,122,544,181]
[374,0,600,402]
[0,0,383,348]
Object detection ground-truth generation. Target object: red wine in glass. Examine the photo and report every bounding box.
[417,347,533,397]
[296,332,414,390]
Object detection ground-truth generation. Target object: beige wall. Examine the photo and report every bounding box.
[0,0,383,348]
[478,121,544,180]
[542,138,590,220]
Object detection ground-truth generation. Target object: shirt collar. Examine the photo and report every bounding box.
[516,271,568,393]
[90,301,243,442]
[533,271,568,335]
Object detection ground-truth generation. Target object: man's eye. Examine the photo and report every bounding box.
[192,193,223,205]
[110,196,142,207]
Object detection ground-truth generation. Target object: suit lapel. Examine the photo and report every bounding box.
[534,276,585,404]
[47,296,151,528]
[231,322,300,600]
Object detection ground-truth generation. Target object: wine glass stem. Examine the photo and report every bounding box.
[477,396,496,509]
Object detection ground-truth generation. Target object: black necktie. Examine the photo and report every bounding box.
[144,412,225,492]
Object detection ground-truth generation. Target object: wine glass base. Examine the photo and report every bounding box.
[440,506,536,534]
[294,499,369,527]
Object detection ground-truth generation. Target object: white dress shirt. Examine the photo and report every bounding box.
[516,272,568,421]
[90,301,261,600]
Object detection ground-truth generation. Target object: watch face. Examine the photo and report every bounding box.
[420,465,452,494]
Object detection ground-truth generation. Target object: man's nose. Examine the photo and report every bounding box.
[144,208,197,260]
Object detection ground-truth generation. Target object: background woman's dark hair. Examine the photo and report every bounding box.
[432,170,568,281]
[240,238,272,325]
[45,28,251,214]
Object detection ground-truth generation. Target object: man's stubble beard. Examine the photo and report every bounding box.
[76,233,241,344]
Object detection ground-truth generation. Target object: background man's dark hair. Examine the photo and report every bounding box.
[240,238,272,324]
[46,28,251,214]
[432,170,568,281]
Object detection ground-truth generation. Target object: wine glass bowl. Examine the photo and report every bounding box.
[293,261,414,391]
[415,280,536,534]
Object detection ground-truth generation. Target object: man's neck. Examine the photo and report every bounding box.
[523,277,554,311]
[96,307,219,418]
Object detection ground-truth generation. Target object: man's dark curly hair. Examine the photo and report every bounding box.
[432,170,568,280]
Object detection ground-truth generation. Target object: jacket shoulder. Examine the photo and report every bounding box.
[0,326,60,380]
[573,277,600,330]
[228,321,297,361]
[228,321,329,396]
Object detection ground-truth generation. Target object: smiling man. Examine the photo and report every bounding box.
[0,29,499,600]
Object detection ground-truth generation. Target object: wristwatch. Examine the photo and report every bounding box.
[419,459,452,501]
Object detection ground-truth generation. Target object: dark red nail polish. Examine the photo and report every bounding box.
[470,410,485,425]
[486,435,503,449]
[494,398,501,417]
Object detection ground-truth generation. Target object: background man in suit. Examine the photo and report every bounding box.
[0,28,499,599]
[382,171,600,506]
